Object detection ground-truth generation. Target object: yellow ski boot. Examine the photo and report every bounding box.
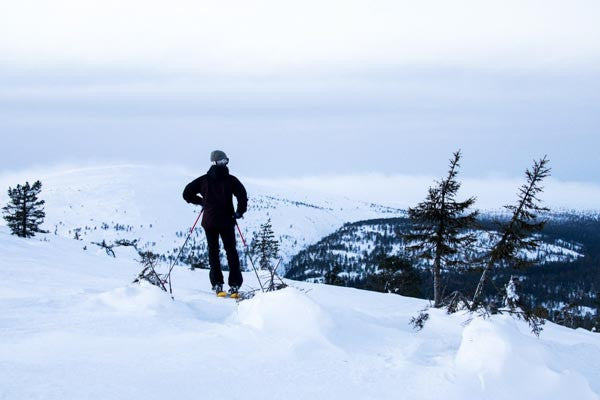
[228,286,241,299]
[213,284,227,298]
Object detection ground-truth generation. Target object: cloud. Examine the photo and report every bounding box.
[1,2,598,184]
[2,0,600,71]
[249,174,600,211]
[1,163,598,211]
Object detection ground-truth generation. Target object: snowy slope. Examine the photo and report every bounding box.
[1,228,599,400]
[0,165,403,263]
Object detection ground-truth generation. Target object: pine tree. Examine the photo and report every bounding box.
[250,219,285,291]
[250,219,280,270]
[405,150,478,307]
[472,156,551,308]
[2,180,47,238]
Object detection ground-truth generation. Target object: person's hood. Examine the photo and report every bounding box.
[207,165,230,180]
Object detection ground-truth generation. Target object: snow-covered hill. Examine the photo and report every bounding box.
[1,227,599,400]
[0,165,403,264]
[287,218,584,282]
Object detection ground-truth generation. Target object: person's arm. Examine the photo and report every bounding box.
[182,177,204,206]
[231,176,248,216]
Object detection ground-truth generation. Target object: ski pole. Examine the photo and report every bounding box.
[235,221,264,292]
[167,209,204,298]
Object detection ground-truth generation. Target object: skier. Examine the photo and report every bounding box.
[182,150,248,298]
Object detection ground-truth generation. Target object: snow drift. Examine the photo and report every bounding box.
[1,228,599,400]
[455,316,597,399]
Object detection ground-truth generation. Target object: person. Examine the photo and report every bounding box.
[182,150,248,298]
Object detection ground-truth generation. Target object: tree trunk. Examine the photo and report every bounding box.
[433,250,442,308]
[472,259,493,307]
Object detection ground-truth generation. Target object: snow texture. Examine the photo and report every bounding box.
[1,227,599,400]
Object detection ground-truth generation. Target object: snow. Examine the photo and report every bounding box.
[1,227,600,399]
[236,288,331,342]
[0,164,403,265]
[455,316,597,399]
[504,277,519,306]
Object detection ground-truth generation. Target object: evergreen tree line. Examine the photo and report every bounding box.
[287,152,599,332]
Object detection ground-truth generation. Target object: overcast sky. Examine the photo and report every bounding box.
[1,0,599,184]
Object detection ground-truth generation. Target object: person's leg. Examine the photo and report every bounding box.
[204,227,224,288]
[220,224,243,288]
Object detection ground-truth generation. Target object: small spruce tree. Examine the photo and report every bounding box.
[250,219,280,270]
[250,219,285,291]
[2,180,47,238]
[405,151,478,307]
[472,156,551,308]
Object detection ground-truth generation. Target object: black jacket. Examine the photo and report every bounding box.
[183,166,248,228]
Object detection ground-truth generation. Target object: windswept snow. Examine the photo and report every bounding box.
[1,228,599,400]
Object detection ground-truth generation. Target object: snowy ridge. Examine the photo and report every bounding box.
[0,227,599,399]
[0,165,403,263]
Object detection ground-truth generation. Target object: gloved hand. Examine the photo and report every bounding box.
[233,212,244,220]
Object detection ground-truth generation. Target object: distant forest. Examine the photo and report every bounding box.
[285,213,600,330]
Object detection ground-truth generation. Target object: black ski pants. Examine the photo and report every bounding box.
[204,224,243,288]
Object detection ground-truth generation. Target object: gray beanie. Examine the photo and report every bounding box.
[210,150,229,165]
